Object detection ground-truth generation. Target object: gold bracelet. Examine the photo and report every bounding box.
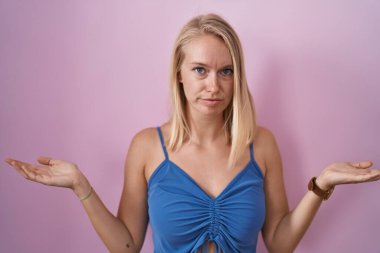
[79,186,93,201]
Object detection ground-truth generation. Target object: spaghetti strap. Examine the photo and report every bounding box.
[156,127,168,160]
[148,136,265,252]
[249,143,254,161]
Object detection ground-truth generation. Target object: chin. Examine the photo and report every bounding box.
[198,105,226,117]
[187,101,228,118]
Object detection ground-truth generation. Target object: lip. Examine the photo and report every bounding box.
[200,98,223,106]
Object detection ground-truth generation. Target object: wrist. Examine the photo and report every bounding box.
[72,173,91,198]
[315,175,332,191]
[308,176,335,200]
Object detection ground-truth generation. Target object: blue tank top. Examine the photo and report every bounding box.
[148,127,266,253]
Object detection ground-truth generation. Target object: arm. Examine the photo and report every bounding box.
[260,128,380,253]
[5,130,150,253]
[75,130,149,252]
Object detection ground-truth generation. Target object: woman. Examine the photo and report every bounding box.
[5,14,380,253]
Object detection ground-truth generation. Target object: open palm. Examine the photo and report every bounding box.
[317,161,380,190]
[5,156,80,189]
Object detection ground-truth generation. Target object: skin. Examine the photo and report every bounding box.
[5,34,380,253]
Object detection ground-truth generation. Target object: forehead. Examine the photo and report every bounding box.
[182,34,232,66]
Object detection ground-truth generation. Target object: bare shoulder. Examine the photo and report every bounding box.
[254,126,281,176]
[131,123,169,150]
[125,127,160,172]
[126,124,169,182]
[130,127,160,150]
[255,126,278,150]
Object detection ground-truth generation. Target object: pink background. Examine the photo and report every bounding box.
[1,1,379,252]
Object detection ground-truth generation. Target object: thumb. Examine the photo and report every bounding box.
[350,161,373,169]
[37,156,53,166]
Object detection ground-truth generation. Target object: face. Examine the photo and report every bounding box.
[179,34,234,118]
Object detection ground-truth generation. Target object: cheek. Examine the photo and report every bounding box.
[226,92,233,106]
[182,78,203,96]
[181,82,197,101]
[222,80,234,98]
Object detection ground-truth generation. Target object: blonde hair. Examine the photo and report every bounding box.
[168,13,258,168]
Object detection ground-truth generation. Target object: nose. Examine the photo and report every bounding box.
[205,73,219,92]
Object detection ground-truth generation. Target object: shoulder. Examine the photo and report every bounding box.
[126,123,169,167]
[126,124,170,182]
[125,127,160,168]
[130,127,159,147]
[255,126,278,149]
[254,126,281,171]
[131,122,170,147]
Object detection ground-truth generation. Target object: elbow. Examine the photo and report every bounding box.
[267,246,296,253]
[108,244,139,253]
[106,237,140,253]
[266,243,295,253]
[264,235,297,253]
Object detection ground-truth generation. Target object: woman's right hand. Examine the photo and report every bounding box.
[5,157,90,197]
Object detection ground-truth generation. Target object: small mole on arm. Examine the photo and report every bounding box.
[126,243,130,248]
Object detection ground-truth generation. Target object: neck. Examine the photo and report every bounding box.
[186,108,227,146]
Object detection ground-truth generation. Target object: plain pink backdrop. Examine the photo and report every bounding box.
[1,1,379,252]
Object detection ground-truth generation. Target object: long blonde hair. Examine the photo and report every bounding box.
[168,13,258,168]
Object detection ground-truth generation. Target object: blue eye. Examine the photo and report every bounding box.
[194,67,206,74]
[221,68,233,76]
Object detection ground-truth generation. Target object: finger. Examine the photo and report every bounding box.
[5,158,27,167]
[5,158,16,167]
[367,173,380,182]
[362,170,380,182]
[350,161,373,169]
[5,159,44,180]
[5,158,13,165]
[11,164,29,178]
[354,169,380,182]
[20,165,36,181]
[6,159,34,171]
[18,163,53,184]
[37,156,53,166]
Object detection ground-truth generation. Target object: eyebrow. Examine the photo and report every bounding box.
[189,62,233,69]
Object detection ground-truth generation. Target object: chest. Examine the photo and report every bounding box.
[146,142,266,199]
[147,149,266,252]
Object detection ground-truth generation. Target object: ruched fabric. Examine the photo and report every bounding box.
[148,127,266,253]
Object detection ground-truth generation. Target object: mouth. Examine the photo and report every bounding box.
[201,98,223,101]
[200,98,223,106]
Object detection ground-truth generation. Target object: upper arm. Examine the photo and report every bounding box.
[117,129,152,250]
[259,127,289,248]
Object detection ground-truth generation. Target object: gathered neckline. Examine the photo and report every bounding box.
[148,157,264,200]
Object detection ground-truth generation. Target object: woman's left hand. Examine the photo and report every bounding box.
[316,161,380,190]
